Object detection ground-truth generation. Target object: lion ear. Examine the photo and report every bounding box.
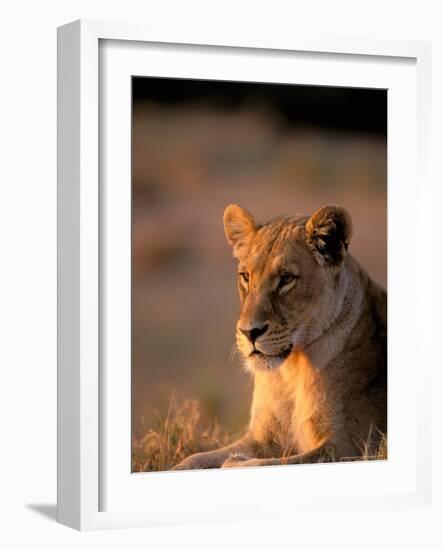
[223,204,256,259]
[305,205,353,267]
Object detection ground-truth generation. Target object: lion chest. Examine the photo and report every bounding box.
[250,355,327,455]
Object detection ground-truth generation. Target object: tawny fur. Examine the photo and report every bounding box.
[173,204,386,470]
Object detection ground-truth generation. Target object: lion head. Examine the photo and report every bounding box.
[223,204,353,371]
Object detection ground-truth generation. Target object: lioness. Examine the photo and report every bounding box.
[173,204,386,470]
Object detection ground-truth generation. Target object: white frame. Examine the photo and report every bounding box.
[57,19,432,531]
[101,40,418,514]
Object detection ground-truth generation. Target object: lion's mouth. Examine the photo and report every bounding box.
[250,345,292,360]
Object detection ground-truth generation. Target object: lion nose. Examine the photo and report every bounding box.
[239,323,269,344]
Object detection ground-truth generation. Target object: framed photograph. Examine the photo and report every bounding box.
[57,19,432,530]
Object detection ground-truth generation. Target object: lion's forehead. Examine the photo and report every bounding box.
[245,220,307,277]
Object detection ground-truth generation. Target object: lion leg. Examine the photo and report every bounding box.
[172,436,256,470]
[222,441,336,468]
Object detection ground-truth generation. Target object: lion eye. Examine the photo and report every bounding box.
[278,272,297,290]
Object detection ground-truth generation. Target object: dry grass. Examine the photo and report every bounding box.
[361,429,388,461]
[132,394,387,472]
[132,394,234,472]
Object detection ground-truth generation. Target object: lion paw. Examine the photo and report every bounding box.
[221,453,253,468]
[172,453,212,470]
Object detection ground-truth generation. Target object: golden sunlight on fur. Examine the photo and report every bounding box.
[172,204,387,470]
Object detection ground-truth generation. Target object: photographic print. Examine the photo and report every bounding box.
[131,77,387,473]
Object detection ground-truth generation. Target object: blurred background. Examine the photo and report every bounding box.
[132,77,387,440]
